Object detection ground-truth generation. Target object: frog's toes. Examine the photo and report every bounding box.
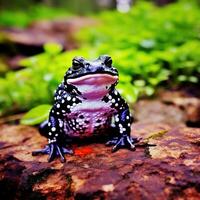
[111,135,136,152]
[62,147,74,155]
[32,145,50,156]
[105,137,118,146]
[32,143,73,163]
[48,143,64,163]
[48,143,74,163]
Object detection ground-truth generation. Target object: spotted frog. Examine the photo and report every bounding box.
[33,55,139,162]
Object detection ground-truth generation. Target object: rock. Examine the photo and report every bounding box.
[133,100,186,125]
[0,122,199,199]
[0,17,95,50]
[0,17,96,69]
[159,90,200,125]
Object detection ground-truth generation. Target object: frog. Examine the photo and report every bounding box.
[32,55,139,163]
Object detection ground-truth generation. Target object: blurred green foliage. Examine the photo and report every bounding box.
[20,104,51,125]
[0,4,70,27]
[77,0,200,100]
[1,1,200,118]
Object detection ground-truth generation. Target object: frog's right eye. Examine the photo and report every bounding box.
[72,57,84,70]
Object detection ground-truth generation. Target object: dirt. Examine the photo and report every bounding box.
[0,121,199,200]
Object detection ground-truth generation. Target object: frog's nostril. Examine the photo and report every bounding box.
[86,63,90,67]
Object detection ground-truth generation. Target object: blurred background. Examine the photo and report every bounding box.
[0,0,199,125]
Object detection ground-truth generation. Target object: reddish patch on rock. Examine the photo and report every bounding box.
[74,146,93,157]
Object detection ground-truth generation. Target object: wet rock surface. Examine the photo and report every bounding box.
[0,122,199,200]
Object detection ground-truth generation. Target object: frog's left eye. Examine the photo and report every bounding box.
[72,57,84,70]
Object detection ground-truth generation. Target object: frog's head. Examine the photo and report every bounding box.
[64,55,119,99]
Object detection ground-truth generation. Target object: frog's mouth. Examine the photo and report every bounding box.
[67,73,118,99]
[67,73,118,85]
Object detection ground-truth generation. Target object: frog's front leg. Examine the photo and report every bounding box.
[104,90,140,152]
[32,104,73,163]
[106,109,137,152]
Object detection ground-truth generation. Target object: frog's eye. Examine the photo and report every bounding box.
[104,56,112,67]
[100,55,112,67]
[72,57,84,70]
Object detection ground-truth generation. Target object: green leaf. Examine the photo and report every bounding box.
[20,104,52,125]
[188,76,198,83]
[139,39,155,49]
[44,43,63,55]
[145,86,155,96]
[178,75,187,82]
[134,80,145,87]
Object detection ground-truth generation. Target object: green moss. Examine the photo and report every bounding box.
[147,130,168,140]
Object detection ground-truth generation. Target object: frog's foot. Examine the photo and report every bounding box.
[106,135,141,152]
[32,143,73,163]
